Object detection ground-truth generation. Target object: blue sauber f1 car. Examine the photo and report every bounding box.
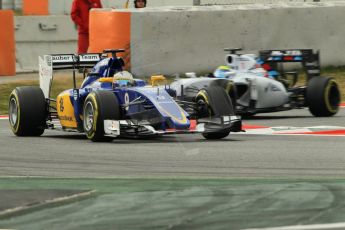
[9,49,241,142]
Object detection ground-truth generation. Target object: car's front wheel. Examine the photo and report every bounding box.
[83,91,121,142]
[202,130,230,140]
[196,86,231,140]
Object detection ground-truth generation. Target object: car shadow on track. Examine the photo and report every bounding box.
[243,115,313,121]
[42,134,244,144]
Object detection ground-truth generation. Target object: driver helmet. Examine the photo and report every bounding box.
[113,71,134,87]
[213,66,235,79]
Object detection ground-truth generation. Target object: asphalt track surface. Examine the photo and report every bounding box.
[1,109,345,230]
[1,108,345,179]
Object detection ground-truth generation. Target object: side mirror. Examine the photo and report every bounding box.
[151,75,167,86]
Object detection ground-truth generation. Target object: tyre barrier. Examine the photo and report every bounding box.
[0,10,15,76]
[23,0,48,15]
[89,10,131,69]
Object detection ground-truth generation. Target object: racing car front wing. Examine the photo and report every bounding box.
[103,115,242,137]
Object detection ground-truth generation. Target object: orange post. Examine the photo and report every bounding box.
[0,10,16,76]
[89,10,131,69]
[23,0,49,15]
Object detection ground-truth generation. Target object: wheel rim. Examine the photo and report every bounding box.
[9,98,18,126]
[84,101,95,132]
[327,82,341,111]
[197,96,212,118]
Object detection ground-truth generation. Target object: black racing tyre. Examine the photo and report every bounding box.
[226,82,237,114]
[83,91,121,142]
[307,76,341,117]
[196,86,231,140]
[8,86,47,136]
[202,131,230,140]
[241,112,256,118]
[196,86,234,117]
[195,89,212,118]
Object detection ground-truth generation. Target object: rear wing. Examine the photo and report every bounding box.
[39,53,102,98]
[258,49,321,80]
[50,53,102,70]
[39,53,102,71]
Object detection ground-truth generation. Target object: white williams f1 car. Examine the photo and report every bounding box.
[211,48,341,117]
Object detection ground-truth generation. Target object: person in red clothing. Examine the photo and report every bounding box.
[71,0,102,54]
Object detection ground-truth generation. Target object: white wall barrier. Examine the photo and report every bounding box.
[15,16,77,71]
[48,0,194,15]
[126,2,345,76]
[14,2,345,75]
[35,0,345,15]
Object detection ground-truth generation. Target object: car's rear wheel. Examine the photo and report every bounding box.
[9,86,47,136]
[83,91,121,142]
[196,86,231,140]
[226,82,237,114]
[307,76,340,117]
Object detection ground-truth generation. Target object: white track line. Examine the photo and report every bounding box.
[0,116,8,120]
[243,222,345,230]
[239,125,345,137]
